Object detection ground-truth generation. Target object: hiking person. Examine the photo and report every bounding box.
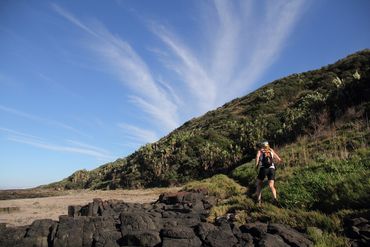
[255,141,282,206]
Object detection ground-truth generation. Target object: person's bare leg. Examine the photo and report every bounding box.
[256,179,263,203]
[268,180,277,200]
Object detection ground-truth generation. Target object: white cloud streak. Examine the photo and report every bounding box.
[52,0,306,135]
[231,0,307,95]
[65,140,111,156]
[51,3,98,37]
[211,0,241,86]
[151,25,217,112]
[151,0,307,108]
[0,126,44,141]
[117,123,159,144]
[5,133,112,161]
[0,104,88,138]
[52,4,180,131]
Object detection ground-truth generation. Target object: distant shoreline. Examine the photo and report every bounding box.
[0,188,69,200]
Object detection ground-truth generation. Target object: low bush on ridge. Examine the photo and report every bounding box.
[183,174,246,199]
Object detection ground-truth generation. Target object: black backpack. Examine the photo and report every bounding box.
[261,149,273,167]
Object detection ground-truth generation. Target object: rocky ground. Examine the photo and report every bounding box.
[0,188,180,227]
[0,190,315,247]
[1,189,369,246]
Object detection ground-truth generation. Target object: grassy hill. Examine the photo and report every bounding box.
[43,49,370,191]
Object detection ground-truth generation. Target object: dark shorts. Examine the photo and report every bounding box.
[257,167,275,181]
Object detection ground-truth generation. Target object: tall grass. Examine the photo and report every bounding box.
[262,157,370,212]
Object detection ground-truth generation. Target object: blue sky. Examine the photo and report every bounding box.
[0,0,369,189]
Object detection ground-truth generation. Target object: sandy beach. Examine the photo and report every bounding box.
[0,187,180,227]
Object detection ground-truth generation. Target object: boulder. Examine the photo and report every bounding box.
[0,223,6,232]
[161,227,196,239]
[68,205,82,217]
[268,223,313,247]
[204,228,238,247]
[162,237,202,247]
[195,222,238,247]
[0,225,29,247]
[240,233,254,247]
[258,233,289,247]
[202,195,217,210]
[92,229,124,247]
[24,219,57,247]
[120,213,158,233]
[160,226,201,247]
[159,191,188,204]
[122,230,161,247]
[195,222,218,241]
[240,222,268,239]
[158,191,207,211]
[53,216,85,247]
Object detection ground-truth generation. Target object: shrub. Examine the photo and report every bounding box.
[230,161,257,188]
[183,174,246,199]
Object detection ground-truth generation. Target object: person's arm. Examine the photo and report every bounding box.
[272,149,282,163]
[255,150,261,169]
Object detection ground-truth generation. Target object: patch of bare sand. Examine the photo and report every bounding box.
[0,187,181,227]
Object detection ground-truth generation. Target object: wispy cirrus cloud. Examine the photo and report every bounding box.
[52,0,306,135]
[0,104,88,138]
[51,4,180,131]
[1,127,113,161]
[150,24,217,112]
[151,0,307,107]
[0,126,44,141]
[9,137,113,161]
[117,123,159,144]
[65,140,111,156]
[51,3,98,37]
[231,0,307,95]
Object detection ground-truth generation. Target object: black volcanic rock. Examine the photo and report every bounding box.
[267,223,312,247]
[258,233,289,247]
[240,222,268,239]
[0,192,319,246]
[24,219,57,247]
[344,216,370,247]
[121,230,161,247]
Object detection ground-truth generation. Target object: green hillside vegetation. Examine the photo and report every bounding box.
[227,109,369,245]
[44,49,370,191]
[187,148,369,246]
[42,49,370,246]
[181,173,353,246]
[216,113,369,246]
